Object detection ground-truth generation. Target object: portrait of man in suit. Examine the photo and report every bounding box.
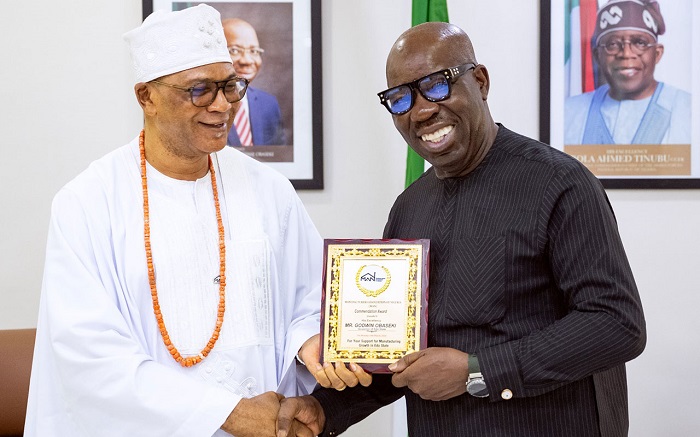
[224,18,287,146]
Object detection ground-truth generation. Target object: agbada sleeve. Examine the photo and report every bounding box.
[277,189,323,396]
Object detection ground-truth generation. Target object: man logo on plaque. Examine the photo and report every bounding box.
[356,265,391,297]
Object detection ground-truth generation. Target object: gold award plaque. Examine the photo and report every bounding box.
[321,240,428,371]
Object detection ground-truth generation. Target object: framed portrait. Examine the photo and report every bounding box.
[143,0,323,189]
[540,0,700,188]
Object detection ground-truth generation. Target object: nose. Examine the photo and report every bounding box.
[237,51,255,64]
[208,87,232,112]
[409,92,440,122]
[618,41,637,57]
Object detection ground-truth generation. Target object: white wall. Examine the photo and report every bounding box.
[1,1,698,436]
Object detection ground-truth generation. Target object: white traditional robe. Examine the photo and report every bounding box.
[25,137,322,436]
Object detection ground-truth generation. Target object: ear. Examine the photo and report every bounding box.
[654,43,664,65]
[134,83,157,116]
[472,64,490,101]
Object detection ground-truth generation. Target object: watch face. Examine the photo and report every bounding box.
[467,378,489,398]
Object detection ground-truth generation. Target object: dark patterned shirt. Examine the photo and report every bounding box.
[313,125,645,437]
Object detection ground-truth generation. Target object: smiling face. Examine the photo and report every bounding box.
[222,18,262,83]
[385,23,496,179]
[596,30,664,100]
[143,62,239,164]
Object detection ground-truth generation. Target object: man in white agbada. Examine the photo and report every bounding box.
[24,5,365,436]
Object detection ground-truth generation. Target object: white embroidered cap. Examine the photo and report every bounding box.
[123,4,232,83]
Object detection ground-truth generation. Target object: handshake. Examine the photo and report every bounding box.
[220,334,372,437]
[220,391,326,437]
[220,337,471,436]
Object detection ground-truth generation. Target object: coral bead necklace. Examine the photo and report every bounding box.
[139,130,226,367]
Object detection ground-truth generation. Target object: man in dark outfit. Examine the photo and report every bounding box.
[278,22,646,437]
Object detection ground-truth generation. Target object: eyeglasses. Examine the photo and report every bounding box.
[377,63,477,115]
[597,38,657,56]
[150,77,249,107]
[228,45,265,59]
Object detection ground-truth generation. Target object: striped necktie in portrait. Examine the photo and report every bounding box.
[234,105,253,146]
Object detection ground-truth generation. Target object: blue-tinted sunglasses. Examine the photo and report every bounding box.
[377,63,476,115]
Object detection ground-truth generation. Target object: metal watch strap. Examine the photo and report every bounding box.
[468,353,480,375]
[466,353,489,398]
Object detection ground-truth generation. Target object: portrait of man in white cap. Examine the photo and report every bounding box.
[23,4,353,437]
[564,0,691,145]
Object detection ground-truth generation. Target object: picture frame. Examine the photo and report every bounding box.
[320,239,430,374]
[540,0,700,188]
[143,0,323,189]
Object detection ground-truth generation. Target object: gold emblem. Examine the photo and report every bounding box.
[355,264,391,297]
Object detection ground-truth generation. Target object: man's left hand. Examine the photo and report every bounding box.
[389,347,469,401]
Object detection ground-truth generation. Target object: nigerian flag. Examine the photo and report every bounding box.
[565,0,583,98]
[566,0,600,98]
[404,0,450,188]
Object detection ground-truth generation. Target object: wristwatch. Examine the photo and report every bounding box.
[466,353,489,398]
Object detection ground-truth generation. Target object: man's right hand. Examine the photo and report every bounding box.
[298,334,372,390]
[276,395,326,437]
[221,391,284,437]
